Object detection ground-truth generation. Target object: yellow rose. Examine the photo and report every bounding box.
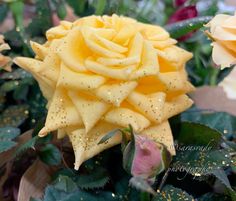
[14,15,194,170]
[206,12,236,68]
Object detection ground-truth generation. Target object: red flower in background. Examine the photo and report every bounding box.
[168,5,198,24]
[175,0,187,7]
[168,5,198,40]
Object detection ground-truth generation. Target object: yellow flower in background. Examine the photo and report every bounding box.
[219,67,236,100]
[0,35,12,72]
[206,12,236,68]
[14,15,194,170]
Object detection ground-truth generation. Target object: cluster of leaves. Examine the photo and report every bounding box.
[22,110,234,201]
[0,0,235,201]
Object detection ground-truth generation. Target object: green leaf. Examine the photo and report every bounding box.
[152,185,194,201]
[0,80,22,92]
[26,0,52,37]
[53,175,77,193]
[67,0,87,15]
[0,127,20,140]
[39,144,61,166]
[43,186,67,201]
[94,0,106,15]
[123,126,136,175]
[172,149,232,176]
[76,167,110,189]
[115,177,140,201]
[0,105,29,127]
[181,111,236,139]
[43,186,119,201]
[8,0,24,32]
[0,141,17,153]
[0,68,32,80]
[165,16,212,39]
[0,127,20,153]
[178,122,222,148]
[61,191,119,201]
[98,129,120,144]
[226,188,236,201]
[211,169,232,190]
[0,78,32,95]
[57,4,67,19]
[13,84,29,100]
[52,168,76,181]
[14,135,39,157]
[114,177,130,197]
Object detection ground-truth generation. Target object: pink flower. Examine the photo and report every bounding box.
[168,5,198,24]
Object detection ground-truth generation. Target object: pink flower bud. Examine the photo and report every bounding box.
[124,135,164,179]
[131,136,163,178]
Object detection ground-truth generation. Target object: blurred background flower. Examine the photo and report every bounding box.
[174,0,187,7]
[168,5,198,24]
[0,35,12,72]
[219,68,236,100]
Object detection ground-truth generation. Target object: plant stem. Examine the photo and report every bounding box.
[140,192,150,201]
[210,68,220,86]
[8,0,24,33]
[157,168,170,192]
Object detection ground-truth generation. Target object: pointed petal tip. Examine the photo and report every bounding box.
[13,57,25,67]
[74,162,82,170]
[38,127,49,137]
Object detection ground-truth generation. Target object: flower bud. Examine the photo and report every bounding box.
[123,135,170,179]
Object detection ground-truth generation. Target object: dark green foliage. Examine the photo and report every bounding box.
[178,122,222,147]
[165,16,213,39]
[0,127,20,152]
[0,105,29,127]
[75,167,110,189]
[152,185,194,201]
[181,110,236,139]
[14,135,39,157]
[53,175,77,192]
[26,0,53,37]
[39,144,62,166]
